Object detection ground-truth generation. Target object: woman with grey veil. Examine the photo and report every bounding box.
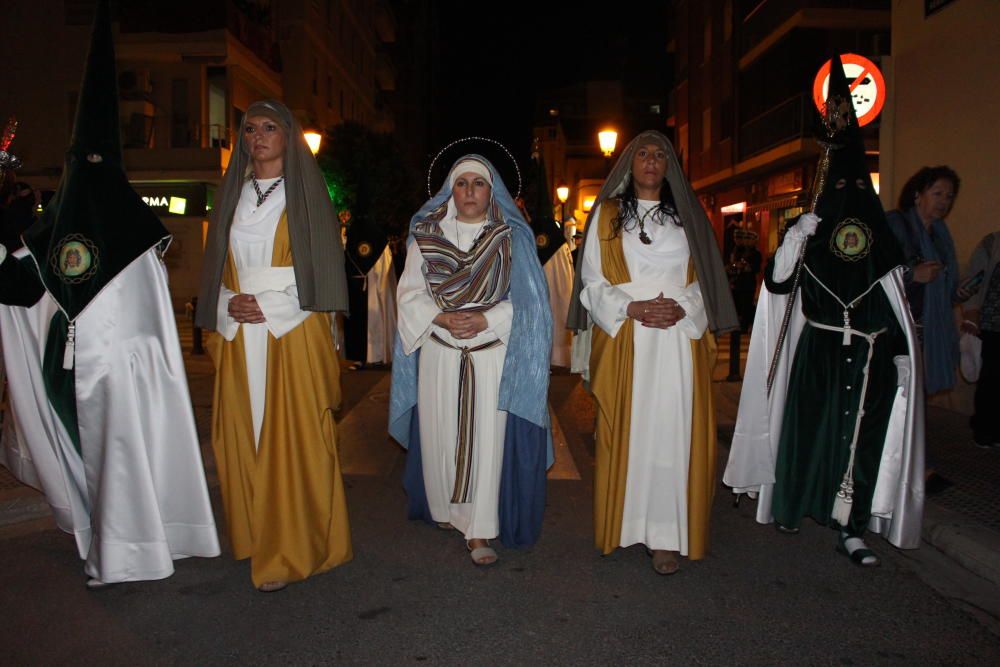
[196,100,352,592]
[568,131,738,574]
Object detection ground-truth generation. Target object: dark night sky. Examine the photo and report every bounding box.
[427,1,671,163]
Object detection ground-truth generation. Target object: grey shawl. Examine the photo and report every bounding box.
[195,99,347,330]
[567,130,738,335]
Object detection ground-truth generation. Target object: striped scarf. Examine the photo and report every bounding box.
[413,218,512,311]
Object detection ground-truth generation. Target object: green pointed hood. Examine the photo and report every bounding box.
[804,54,904,299]
[21,0,169,321]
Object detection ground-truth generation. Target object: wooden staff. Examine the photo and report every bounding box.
[765,141,832,395]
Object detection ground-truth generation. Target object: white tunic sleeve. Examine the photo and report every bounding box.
[397,240,441,353]
[674,280,708,339]
[580,204,632,338]
[483,300,513,344]
[256,283,310,339]
[216,285,240,340]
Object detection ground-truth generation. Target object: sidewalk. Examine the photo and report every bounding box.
[2,331,999,588]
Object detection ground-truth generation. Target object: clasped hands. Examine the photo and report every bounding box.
[434,310,488,339]
[228,293,266,324]
[626,293,685,329]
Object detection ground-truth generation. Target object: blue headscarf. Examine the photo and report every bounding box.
[388,154,553,547]
[389,154,552,441]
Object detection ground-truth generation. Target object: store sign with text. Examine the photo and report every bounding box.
[132,182,211,217]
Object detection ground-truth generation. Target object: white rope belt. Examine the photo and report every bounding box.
[806,319,888,526]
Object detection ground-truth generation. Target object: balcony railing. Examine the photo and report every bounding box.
[119,0,280,71]
[738,93,811,161]
[740,0,890,57]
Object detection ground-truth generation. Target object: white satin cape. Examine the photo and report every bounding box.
[0,247,220,581]
[722,267,925,549]
[544,243,574,367]
[366,245,398,364]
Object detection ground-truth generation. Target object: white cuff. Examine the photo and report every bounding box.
[772,235,805,282]
[217,286,240,341]
[484,300,513,344]
[256,286,310,339]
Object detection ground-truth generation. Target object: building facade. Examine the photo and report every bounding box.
[669,0,890,259]
[1,0,397,310]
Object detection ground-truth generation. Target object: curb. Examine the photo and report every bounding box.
[922,500,1000,587]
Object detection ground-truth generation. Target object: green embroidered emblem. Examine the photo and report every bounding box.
[51,234,99,283]
[830,219,872,262]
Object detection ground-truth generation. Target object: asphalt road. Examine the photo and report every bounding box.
[1,369,998,665]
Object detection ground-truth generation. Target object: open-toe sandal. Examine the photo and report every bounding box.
[836,534,880,567]
[648,549,680,575]
[258,581,289,592]
[467,540,498,567]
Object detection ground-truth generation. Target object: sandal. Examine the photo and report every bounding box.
[258,581,289,592]
[647,549,680,575]
[467,539,498,566]
[437,522,455,530]
[836,534,880,567]
[86,577,111,590]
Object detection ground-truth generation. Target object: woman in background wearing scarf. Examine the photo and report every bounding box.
[887,166,963,396]
[568,132,738,575]
[389,155,551,567]
[196,100,352,591]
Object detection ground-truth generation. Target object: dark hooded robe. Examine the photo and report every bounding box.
[0,0,219,583]
[724,57,925,548]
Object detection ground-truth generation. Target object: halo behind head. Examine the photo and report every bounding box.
[427,136,521,198]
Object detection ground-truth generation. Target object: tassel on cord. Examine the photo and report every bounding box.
[62,322,76,370]
[832,478,854,526]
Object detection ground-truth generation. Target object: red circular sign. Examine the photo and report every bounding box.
[812,54,886,127]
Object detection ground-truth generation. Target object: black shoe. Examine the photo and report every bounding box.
[775,523,800,535]
[925,473,954,495]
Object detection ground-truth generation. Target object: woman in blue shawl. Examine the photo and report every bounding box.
[389,154,552,566]
[886,166,962,395]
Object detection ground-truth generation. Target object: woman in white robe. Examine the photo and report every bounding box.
[197,100,352,592]
[571,131,738,575]
[396,159,514,565]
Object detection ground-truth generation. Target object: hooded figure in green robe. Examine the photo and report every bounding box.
[0,0,219,587]
[724,56,925,565]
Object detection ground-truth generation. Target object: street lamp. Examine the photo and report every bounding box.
[303,130,322,155]
[556,183,569,221]
[598,129,618,158]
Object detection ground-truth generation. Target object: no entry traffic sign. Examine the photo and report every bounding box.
[812,54,886,127]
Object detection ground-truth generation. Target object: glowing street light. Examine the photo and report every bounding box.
[303,130,322,155]
[556,183,569,222]
[598,129,618,158]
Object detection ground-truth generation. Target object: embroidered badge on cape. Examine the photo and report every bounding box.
[535,233,549,248]
[50,234,100,283]
[830,219,872,262]
[357,241,373,258]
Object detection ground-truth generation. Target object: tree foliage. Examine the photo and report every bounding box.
[315,122,421,240]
